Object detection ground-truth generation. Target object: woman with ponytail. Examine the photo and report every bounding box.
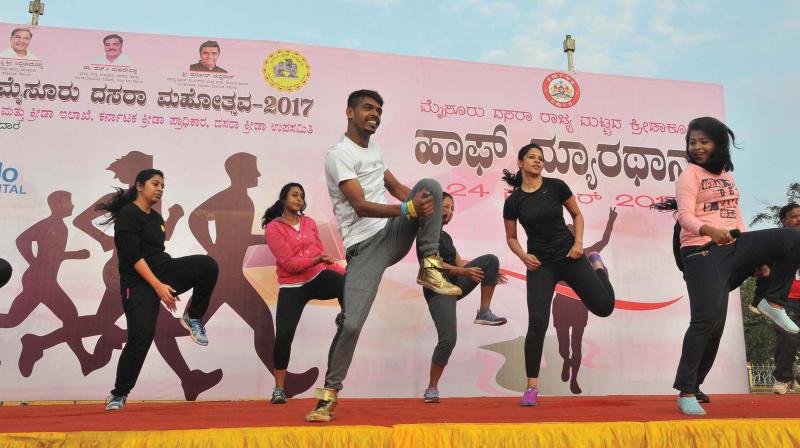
[100,169,219,411]
[670,117,800,416]
[502,144,615,407]
[263,182,344,404]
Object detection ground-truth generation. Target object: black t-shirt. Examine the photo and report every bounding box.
[417,230,457,266]
[114,202,171,288]
[503,177,575,265]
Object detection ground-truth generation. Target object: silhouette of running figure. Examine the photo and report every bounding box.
[552,207,617,394]
[22,152,222,400]
[189,153,317,397]
[0,191,94,374]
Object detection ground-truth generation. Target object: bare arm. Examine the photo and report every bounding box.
[505,219,541,270]
[384,169,411,202]
[339,178,402,218]
[454,250,467,268]
[563,196,584,259]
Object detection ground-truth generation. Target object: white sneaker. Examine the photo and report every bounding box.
[773,380,790,395]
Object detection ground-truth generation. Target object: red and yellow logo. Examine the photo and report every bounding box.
[542,72,580,108]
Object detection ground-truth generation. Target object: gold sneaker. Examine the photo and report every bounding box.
[305,387,338,422]
[417,256,462,296]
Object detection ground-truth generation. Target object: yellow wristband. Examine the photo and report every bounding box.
[406,200,417,219]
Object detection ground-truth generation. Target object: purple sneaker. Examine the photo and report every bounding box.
[520,386,538,407]
[587,252,608,275]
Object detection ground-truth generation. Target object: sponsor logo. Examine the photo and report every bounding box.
[0,161,26,195]
[542,72,580,108]
[262,49,311,92]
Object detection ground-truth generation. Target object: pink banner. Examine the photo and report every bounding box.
[0,23,746,400]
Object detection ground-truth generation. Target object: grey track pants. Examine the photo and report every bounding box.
[323,178,443,391]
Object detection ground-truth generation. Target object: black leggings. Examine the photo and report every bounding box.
[274,269,344,370]
[111,255,218,397]
[673,228,800,393]
[525,256,615,378]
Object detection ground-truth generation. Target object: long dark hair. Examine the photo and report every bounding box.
[501,143,543,190]
[262,182,306,228]
[97,169,163,225]
[685,117,736,175]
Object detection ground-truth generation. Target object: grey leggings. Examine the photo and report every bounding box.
[425,254,500,366]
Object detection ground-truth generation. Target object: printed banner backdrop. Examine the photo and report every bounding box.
[0,24,747,401]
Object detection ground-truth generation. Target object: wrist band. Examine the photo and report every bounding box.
[401,201,408,219]
[406,200,418,219]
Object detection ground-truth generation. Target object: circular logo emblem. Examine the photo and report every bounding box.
[262,49,311,92]
[542,72,580,108]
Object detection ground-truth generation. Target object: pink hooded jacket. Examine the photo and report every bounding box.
[264,215,344,285]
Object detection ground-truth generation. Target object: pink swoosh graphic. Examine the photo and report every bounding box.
[499,267,682,311]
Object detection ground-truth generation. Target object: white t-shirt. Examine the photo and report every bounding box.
[325,134,388,249]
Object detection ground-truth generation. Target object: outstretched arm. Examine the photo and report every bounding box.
[585,207,617,254]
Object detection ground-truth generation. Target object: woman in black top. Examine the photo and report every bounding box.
[98,169,219,410]
[502,143,615,406]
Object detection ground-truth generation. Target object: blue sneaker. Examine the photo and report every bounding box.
[756,299,800,334]
[474,308,508,326]
[677,395,706,416]
[105,394,127,411]
[271,387,287,404]
[424,387,439,403]
[520,386,538,406]
[181,313,209,346]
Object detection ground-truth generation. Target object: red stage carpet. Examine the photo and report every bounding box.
[2,395,800,447]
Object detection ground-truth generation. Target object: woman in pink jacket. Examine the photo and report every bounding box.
[263,182,344,404]
[673,117,800,416]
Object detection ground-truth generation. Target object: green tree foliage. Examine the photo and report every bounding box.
[749,183,800,226]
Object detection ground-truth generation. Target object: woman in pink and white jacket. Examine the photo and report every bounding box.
[263,182,344,404]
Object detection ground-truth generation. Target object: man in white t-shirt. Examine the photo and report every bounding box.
[306,89,461,422]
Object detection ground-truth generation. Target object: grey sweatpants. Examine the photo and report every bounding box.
[323,178,443,391]
[425,254,500,367]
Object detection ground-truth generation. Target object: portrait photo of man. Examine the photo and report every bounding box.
[93,34,133,65]
[0,27,39,60]
[189,40,227,73]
